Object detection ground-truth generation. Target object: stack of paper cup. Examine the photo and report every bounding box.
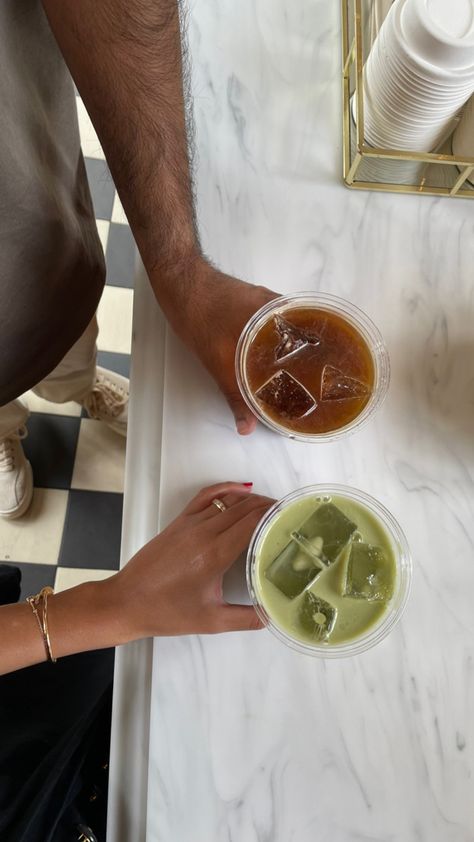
[360,0,474,156]
[452,94,474,184]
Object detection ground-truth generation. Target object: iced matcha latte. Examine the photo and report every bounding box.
[247,486,411,656]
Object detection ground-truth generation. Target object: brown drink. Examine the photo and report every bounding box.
[236,294,389,441]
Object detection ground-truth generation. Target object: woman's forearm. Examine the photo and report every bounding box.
[0,579,125,676]
[1,483,272,676]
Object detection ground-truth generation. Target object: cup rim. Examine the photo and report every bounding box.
[375,50,474,103]
[352,95,445,150]
[235,292,390,443]
[378,34,474,93]
[373,39,474,99]
[246,484,413,659]
[400,0,474,69]
[389,0,474,78]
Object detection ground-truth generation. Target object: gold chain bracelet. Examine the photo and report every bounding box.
[26,586,57,663]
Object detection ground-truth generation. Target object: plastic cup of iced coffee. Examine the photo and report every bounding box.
[247,485,412,658]
[235,293,390,441]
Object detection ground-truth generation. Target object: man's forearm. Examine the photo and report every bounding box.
[42,0,201,298]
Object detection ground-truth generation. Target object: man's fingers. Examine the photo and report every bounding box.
[183,482,254,515]
[224,390,258,436]
[217,604,264,633]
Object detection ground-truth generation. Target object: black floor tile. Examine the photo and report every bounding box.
[0,562,57,601]
[23,414,81,490]
[106,223,135,288]
[84,158,115,221]
[59,490,123,570]
[96,351,131,379]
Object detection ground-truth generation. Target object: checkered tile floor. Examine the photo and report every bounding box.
[0,94,134,601]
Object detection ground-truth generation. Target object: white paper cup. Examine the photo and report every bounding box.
[361,0,474,152]
[350,99,426,183]
[363,82,457,150]
[374,28,474,100]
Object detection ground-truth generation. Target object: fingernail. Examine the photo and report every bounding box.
[237,419,249,435]
[243,482,253,488]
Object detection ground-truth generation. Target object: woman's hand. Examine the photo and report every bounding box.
[0,483,273,676]
[107,482,274,642]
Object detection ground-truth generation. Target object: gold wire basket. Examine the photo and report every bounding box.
[342,0,474,198]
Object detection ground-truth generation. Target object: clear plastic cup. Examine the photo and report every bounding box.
[247,484,413,659]
[235,293,390,443]
[452,94,474,184]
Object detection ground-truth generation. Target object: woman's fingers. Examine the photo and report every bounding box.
[210,493,274,535]
[199,491,253,519]
[183,482,253,516]
[216,604,264,633]
[212,501,274,574]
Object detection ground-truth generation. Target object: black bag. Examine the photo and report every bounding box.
[0,565,114,842]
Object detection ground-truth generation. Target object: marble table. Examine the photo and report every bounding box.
[107,1,474,840]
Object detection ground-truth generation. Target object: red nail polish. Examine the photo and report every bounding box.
[243,482,253,488]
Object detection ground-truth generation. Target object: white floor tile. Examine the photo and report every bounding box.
[20,391,82,418]
[55,566,115,592]
[71,419,126,493]
[0,489,68,565]
[77,97,105,160]
[111,192,129,225]
[96,219,110,255]
[97,286,134,354]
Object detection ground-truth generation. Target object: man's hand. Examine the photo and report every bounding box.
[154,258,278,435]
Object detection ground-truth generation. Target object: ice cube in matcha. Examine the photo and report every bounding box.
[265,539,323,599]
[299,592,337,641]
[300,503,357,565]
[344,542,394,602]
[290,531,324,565]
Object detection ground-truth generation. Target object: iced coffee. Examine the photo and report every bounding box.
[236,294,390,440]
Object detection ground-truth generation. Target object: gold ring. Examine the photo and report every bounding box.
[212,498,227,513]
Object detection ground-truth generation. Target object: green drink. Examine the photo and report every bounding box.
[247,486,412,657]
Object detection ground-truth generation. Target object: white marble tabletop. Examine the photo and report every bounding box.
[108,1,474,840]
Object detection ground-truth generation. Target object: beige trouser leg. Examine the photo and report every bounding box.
[0,317,98,438]
[32,316,98,405]
[0,401,29,439]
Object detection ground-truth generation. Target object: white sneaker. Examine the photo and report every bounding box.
[82,367,129,437]
[0,427,34,519]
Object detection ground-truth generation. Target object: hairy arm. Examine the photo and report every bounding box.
[42,0,199,302]
[42,0,276,432]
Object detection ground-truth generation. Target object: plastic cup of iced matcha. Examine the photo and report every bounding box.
[247,485,412,657]
[235,293,390,442]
